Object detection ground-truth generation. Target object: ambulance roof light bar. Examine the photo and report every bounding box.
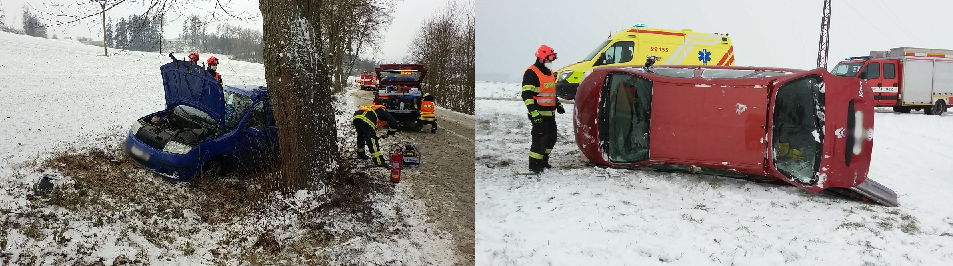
[846,56,873,61]
[633,24,647,28]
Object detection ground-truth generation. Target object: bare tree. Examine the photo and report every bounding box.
[406,1,475,114]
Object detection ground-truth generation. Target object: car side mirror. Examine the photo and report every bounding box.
[859,70,869,80]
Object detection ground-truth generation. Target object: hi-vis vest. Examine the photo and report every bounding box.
[355,104,387,129]
[214,72,222,84]
[420,100,436,119]
[529,65,557,106]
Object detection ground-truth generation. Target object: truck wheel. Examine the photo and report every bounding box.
[936,100,947,115]
[925,105,935,115]
[892,106,911,113]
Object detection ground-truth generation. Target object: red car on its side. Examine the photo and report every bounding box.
[573,65,898,206]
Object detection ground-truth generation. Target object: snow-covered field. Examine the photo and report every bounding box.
[476,81,522,100]
[0,32,453,265]
[475,82,953,265]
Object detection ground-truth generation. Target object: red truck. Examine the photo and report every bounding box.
[357,71,378,91]
[832,47,953,115]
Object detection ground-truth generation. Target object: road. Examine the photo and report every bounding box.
[352,90,475,265]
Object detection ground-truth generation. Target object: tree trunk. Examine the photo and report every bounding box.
[260,0,337,192]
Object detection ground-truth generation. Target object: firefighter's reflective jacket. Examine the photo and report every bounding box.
[353,104,399,134]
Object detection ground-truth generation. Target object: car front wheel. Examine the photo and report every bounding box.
[199,158,223,180]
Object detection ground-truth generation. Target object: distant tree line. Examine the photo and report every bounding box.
[0,6,47,37]
[109,14,163,51]
[406,1,475,115]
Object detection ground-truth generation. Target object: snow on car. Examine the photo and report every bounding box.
[124,58,278,180]
[572,65,898,206]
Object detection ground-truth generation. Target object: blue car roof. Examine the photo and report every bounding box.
[224,85,268,100]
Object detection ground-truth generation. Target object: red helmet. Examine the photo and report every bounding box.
[188,51,199,62]
[207,56,219,66]
[535,45,557,61]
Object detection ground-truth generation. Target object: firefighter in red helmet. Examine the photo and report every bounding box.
[522,45,565,173]
[188,51,200,63]
[206,56,223,85]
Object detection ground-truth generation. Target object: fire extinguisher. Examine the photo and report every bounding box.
[390,145,403,183]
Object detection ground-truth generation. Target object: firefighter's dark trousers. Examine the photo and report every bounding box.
[529,116,557,169]
[354,120,385,166]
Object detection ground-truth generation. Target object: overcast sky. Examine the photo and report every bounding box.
[0,0,457,62]
[477,0,953,83]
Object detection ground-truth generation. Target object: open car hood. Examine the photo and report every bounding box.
[376,64,427,86]
[160,61,225,127]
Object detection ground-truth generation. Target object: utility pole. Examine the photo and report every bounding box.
[817,0,831,69]
[100,1,107,56]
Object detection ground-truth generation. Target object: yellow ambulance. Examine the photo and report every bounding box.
[556,24,735,99]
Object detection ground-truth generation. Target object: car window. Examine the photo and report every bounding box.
[596,41,635,66]
[865,62,881,79]
[584,39,611,62]
[603,73,653,163]
[883,63,896,79]
[224,91,254,131]
[701,69,756,79]
[831,62,863,77]
[772,76,824,185]
[246,102,266,130]
[650,68,696,78]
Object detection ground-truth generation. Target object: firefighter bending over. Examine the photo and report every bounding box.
[523,45,566,173]
[353,104,399,167]
[418,93,438,133]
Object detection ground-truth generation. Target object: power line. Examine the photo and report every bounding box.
[870,0,923,44]
[840,0,902,47]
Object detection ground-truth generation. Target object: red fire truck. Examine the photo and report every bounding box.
[357,71,378,91]
[832,47,953,115]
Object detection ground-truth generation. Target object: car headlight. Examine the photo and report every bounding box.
[558,70,574,82]
[163,141,193,155]
[130,122,143,134]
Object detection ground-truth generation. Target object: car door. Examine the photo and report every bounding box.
[235,101,276,170]
[859,61,883,104]
[878,61,899,106]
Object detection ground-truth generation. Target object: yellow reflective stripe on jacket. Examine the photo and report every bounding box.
[353,111,376,128]
[522,85,540,93]
[537,110,555,116]
[529,152,544,159]
[524,99,535,105]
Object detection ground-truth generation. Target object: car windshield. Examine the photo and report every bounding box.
[584,39,611,61]
[224,91,254,130]
[603,72,653,163]
[379,70,422,82]
[831,62,863,77]
[173,105,217,130]
[772,76,825,185]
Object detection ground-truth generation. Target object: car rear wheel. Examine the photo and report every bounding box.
[892,106,911,113]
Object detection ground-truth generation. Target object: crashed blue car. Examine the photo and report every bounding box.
[124,59,278,180]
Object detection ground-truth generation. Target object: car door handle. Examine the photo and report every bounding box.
[893,83,898,87]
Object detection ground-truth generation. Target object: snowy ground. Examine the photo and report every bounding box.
[476,81,522,100]
[475,82,953,265]
[0,32,454,265]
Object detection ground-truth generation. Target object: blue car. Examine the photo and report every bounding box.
[124,60,279,180]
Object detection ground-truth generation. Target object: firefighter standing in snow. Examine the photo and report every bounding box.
[418,93,437,133]
[523,45,566,173]
[206,56,223,85]
[353,104,399,167]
